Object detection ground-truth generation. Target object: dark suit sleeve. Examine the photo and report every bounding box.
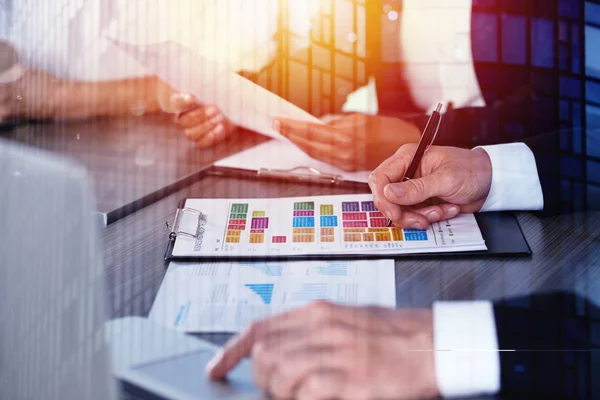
[493,290,599,398]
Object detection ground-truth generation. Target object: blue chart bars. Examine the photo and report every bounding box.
[245,284,275,305]
[315,262,349,276]
[291,283,329,302]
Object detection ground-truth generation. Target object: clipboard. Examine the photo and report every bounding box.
[163,193,532,261]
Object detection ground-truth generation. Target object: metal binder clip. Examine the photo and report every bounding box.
[168,207,204,240]
[258,166,343,184]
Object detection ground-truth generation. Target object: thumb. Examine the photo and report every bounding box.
[383,173,448,206]
[169,92,198,113]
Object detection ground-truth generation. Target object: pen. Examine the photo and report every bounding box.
[385,103,444,227]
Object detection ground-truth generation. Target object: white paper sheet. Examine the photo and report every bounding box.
[149,259,396,332]
[215,139,372,183]
[111,39,323,141]
[171,194,487,258]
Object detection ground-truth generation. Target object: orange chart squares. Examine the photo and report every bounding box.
[362,233,375,242]
[320,227,335,236]
[293,235,315,243]
[344,233,362,242]
[375,232,391,242]
[226,236,241,243]
[249,234,265,244]
[391,228,404,241]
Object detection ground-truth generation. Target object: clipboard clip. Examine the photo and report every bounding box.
[167,207,206,240]
[257,166,344,184]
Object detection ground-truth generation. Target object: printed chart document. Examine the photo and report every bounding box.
[149,259,396,332]
[171,194,487,258]
[112,40,323,141]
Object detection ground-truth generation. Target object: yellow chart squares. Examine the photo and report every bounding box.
[320,204,334,215]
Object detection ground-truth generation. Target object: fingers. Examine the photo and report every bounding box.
[383,172,452,207]
[175,104,219,130]
[273,119,358,171]
[368,145,415,222]
[206,302,369,380]
[390,203,461,229]
[267,348,347,399]
[274,118,352,145]
[295,369,347,400]
[172,104,235,148]
[169,92,198,114]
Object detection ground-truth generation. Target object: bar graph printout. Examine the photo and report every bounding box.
[149,259,396,332]
[171,194,487,258]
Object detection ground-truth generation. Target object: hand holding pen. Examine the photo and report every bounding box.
[369,104,494,229]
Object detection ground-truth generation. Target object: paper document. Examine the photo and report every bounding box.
[149,259,396,332]
[171,194,487,258]
[112,40,323,141]
[215,139,372,183]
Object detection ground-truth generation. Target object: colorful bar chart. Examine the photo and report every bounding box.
[293,201,316,243]
[225,198,428,248]
[226,203,248,243]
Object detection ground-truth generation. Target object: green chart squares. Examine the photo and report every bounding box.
[231,204,249,214]
[294,202,315,211]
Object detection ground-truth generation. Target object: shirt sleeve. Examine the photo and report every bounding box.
[477,143,544,212]
[433,301,501,398]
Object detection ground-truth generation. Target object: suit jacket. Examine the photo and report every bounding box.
[493,290,600,399]
[385,0,595,217]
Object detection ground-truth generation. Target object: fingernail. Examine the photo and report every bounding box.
[171,92,193,104]
[271,119,280,131]
[426,211,440,222]
[448,206,460,218]
[388,184,405,197]
[205,350,223,375]
[205,105,218,117]
[410,222,424,230]
[212,124,225,136]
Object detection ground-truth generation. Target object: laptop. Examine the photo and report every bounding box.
[0,138,262,400]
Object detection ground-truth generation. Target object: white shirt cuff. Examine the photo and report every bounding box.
[477,143,544,212]
[433,301,500,398]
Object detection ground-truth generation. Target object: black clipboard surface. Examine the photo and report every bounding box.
[164,196,531,261]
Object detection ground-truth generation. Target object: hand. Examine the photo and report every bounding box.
[0,67,63,122]
[206,301,439,400]
[369,145,493,229]
[272,114,421,172]
[156,82,236,148]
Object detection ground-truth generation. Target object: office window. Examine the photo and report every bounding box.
[588,160,600,184]
[561,76,582,99]
[588,80,600,104]
[586,25,600,79]
[586,1,600,23]
[502,14,527,65]
[560,0,582,18]
[532,18,555,67]
[471,12,498,62]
